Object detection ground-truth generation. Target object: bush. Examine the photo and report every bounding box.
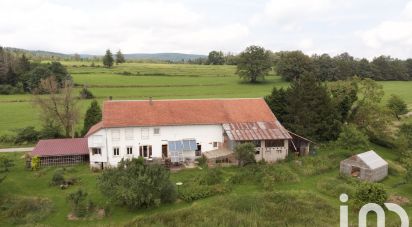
[0,156,14,172]
[98,158,176,209]
[67,189,89,218]
[31,156,40,171]
[262,165,300,191]
[160,181,177,204]
[354,182,388,207]
[337,124,369,151]
[79,87,95,99]
[50,169,65,186]
[0,196,53,225]
[195,156,207,167]
[0,84,24,95]
[198,168,223,185]
[178,184,231,202]
[13,126,40,144]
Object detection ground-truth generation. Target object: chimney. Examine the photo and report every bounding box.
[149,97,153,105]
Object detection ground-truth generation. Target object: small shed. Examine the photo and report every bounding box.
[340,150,388,182]
[29,138,89,167]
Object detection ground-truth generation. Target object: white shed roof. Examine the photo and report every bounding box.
[357,150,388,169]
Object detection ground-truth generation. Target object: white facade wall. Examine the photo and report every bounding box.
[88,124,224,167]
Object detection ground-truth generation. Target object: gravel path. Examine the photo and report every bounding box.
[0,147,34,153]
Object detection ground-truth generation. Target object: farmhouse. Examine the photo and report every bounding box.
[29,138,89,167]
[86,98,307,169]
[340,150,388,182]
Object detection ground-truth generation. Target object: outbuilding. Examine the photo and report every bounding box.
[29,138,89,167]
[340,150,388,182]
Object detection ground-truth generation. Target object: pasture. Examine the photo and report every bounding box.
[0,62,411,135]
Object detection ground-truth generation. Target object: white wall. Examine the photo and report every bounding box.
[88,124,223,167]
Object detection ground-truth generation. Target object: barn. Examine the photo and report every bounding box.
[29,138,89,167]
[340,150,388,182]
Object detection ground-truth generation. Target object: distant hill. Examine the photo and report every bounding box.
[3,47,206,62]
[124,53,206,61]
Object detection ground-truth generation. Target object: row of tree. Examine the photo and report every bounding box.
[102,49,125,68]
[204,47,412,82]
[275,51,412,81]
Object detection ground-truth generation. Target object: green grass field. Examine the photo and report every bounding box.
[0,62,411,135]
[0,144,411,226]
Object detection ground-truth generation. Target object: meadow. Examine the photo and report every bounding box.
[0,144,411,226]
[0,62,411,136]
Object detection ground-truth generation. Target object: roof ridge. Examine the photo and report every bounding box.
[103,97,264,103]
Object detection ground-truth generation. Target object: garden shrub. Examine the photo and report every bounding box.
[98,158,176,209]
[178,183,231,202]
[160,181,177,204]
[354,182,388,207]
[67,189,90,218]
[0,84,24,95]
[31,156,40,171]
[50,169,65,186]
[198,168,223,185]
[0,196,53,225]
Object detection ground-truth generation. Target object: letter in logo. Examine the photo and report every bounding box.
[340,193,348,227]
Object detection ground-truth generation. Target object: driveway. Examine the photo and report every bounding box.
[0,147,34,153]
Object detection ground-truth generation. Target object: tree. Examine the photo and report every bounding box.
[333,53,357,80]
[349,78,393,141]
[115,50,125,64]
[234,143,256,166]
[337,124,369,151]
[81,100,102,136]
[387,95,408,120]
[79,86,94,99]
[103,49,114,68]
[98,158,176,209]
[236,45,272,83]
[67,189,89,217]
[283,73,341,141]
[207,51,225,65]
[399,123,412,148]
[328,79,358,122]
[0,156,14,172]
[275,51,312,81]
[264,87,288,122]
[311,54,337,81]
[33,77,80,137]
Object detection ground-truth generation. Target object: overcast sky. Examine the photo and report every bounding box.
[1,0,412,59]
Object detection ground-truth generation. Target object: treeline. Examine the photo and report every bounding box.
[275,51,412,81]
[0,46,71,94]
[203,48,412,81]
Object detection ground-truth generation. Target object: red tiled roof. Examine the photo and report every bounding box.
[223,121,292,141]
[85,121,103,137]
[31,138,89,157]
[86,98,278,136]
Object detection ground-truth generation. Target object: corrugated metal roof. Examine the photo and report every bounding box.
[203,148,234,159]
[31,138,89,157]
[223,121,292,141]
[357,150,388,170]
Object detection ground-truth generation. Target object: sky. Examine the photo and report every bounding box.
[1,0,412,59]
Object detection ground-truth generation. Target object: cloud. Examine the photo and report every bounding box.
[0,0,249,54]
[359,1,412,57]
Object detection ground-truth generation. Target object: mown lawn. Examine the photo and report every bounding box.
[0,144,411,226]
[0,62,411,135]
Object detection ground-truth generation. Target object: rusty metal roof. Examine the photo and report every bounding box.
[223,121,292,141]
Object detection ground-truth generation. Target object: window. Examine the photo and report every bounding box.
[153,128,160,135]
[127,146,133,155]
[213,142,218,148]
[92,148,101,155]
[141,128,149,139]
[111,129,120,141]
[113,147,120,156]
[139,145,152,158]
[265,140,284,147]
[125,128,134,140]
[255,149,260,155]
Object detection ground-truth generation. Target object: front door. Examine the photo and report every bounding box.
[162,144,168,158]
